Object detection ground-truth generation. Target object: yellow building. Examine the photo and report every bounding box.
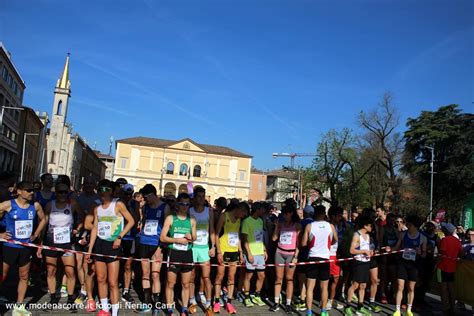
[114,137,252,202]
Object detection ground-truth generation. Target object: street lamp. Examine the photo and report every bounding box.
[20,133,40,181]
[0,106,24,128]
[426,146,435,221]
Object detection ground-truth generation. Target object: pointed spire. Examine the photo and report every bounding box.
[57,53,70,90]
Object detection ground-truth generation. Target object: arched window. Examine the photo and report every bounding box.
[193,165,201,177]
[56,100,63,115]
[179,163,188,176]
[50,150,56,163]
[166,162,174,174]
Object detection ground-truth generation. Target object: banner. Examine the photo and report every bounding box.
[435,209,446,223]
[461,194,474,229]
[455,260,474,306]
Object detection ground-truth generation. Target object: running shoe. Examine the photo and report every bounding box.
[96,310,111,316]
[352,294,358,303]
[327,300,333,310]
[14,304,32,316]
[135,304,152,313]
[320,312,329,316]
[66,300,78,312]
[86,299,96,312]
[205,306,214,316]
[181,309,189,316]
[75,292,87,305]
[226,302,237,314]
[121,292,135,303]
[188,304,198,314]
[392,311,401,316]
[335,301,345,310]
[367,303,381,313]
[355,307,372,316]
[269,303,280,312]
[166,309,175,316]
[344,306,354,316]
[250,294,265,306]
[244,297,254,307]
[152,309,160,316]
[236,292,245,303]
[406,312,414,316]
[283,304,292,314]
[213,302,221,313]
[61,285,68,297]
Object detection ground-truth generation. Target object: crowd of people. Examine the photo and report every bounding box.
[0,173,472,316]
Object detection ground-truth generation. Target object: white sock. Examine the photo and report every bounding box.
[370,297,375,303]
[112,303,119,316]
[100,298,109,312]
[407,304,412,312]
[286,299,291,305]
[275,297,280,304]
[189,297,197,305]
[123,288,129,294]
[81,289,87,296]
[396,304,400,311]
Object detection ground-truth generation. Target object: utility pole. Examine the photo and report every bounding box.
[426,146,435,221]
[272,152,316,208]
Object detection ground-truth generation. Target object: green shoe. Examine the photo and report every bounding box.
[244,298,254,307]
[250,295,265,306]
[344,306,354,316]
[320,312,329,316]
[352,295,358,303]
[356,307,372,316]
[367,303,381,313]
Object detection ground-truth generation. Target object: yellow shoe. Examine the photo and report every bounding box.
[392,311,401,316]
[406,311,414,316]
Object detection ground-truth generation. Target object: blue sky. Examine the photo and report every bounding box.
[0,0,472,170]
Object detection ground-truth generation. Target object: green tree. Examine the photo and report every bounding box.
[402,105,474,218]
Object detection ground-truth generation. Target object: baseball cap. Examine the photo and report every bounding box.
[441,222,456,234]
[122,184,134,193]
[303,205,314,216]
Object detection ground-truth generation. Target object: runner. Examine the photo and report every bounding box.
[74,176,100,305]
[437,223,463,315]
[35,173,55,209]
[0,181,46,315]
[269,202,301,313]
[379,213,399,304]
[213,202,248,314]
[79,209,97,312]
[241,201,267,308]
[188,186,215,316]
[160,192,197,316]
[416,220,439,307]
[390,215,427,316]
[119,184,140,307]
[293,204,315,311]
[365,208,382,313]
[86,179,135,316]
[344,215,373,316]
[463,228,474,260]
[137,184,168,315]
[328,206,345,311]
[301,204,337,316]
[38,182,83,311]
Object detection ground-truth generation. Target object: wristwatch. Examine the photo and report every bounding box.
[117,236,122,240]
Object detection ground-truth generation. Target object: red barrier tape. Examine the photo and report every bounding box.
[0,239,458,267]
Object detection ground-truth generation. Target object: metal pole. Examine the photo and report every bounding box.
[20,133,27,181]
[429,147,434,221]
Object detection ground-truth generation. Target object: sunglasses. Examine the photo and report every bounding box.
[56,190,69,194]
[177,202,191,207]
[23,189,34,193]
[97,186,112,193]
[143,193,154,199]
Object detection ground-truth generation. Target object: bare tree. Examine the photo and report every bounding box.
[359,92,404,211]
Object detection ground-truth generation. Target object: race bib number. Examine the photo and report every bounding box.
[195,230,209,246]
[144,220,158,236]
[98,221,112,240]
[173,233,188,251]
[53,226,71,244]
[254,230,263,243]
[279,231,293,245]
[228,232,239,247]
[15,220,33,239]
[403,248,417,261]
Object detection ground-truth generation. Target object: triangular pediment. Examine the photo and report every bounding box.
[167,138,206,152]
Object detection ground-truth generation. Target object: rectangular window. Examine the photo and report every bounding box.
[8,74,13,88]
[120,158,128,169]
[13,82,17,95]
[11,132,16,142]
[1,66,7,81]
[0,93,4,107]
[239,170,246,181]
